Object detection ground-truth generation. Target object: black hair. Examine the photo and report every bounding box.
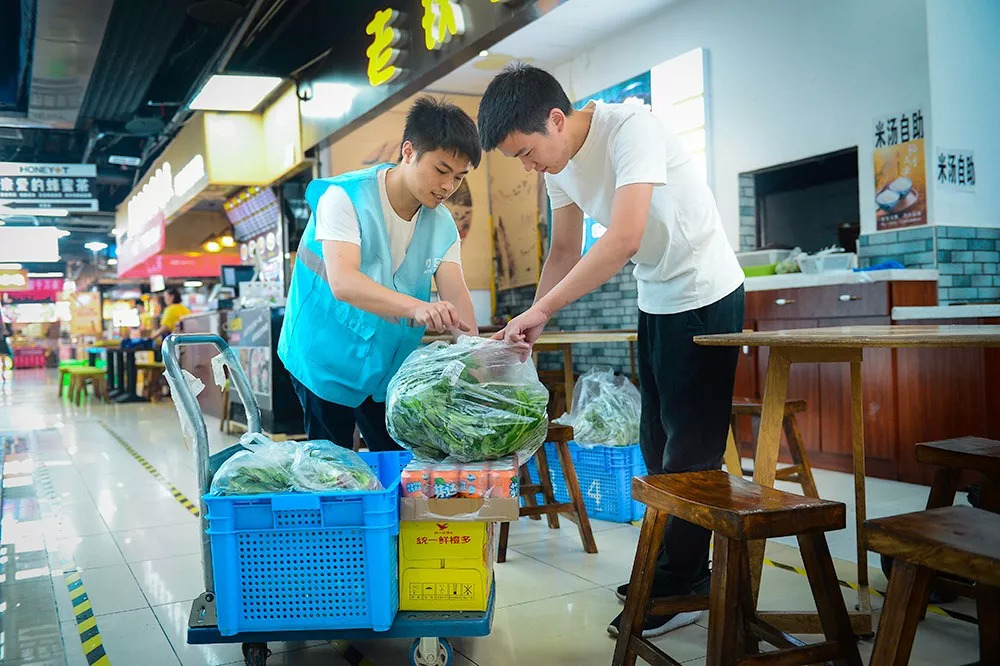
[167,288,182,304]
[478,63,572,151]
[401,96,482,168]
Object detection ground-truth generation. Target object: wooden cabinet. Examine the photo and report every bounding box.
[737,279,943,483]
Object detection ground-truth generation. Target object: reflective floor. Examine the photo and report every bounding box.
[0,368,981,665]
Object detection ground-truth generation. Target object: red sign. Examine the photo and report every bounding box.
[119,253,240,280]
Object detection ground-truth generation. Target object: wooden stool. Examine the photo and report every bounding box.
[68,367,109,405]
[136,361,166,402]
[496,424,598,562]
[614,470,861,666]
[57,366,72,398]
[867,505,1000,665]
[731,398,819,498]
[882,437,1000,596]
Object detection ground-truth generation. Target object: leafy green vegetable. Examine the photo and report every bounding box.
[386,338,550,462]
[554,369,640,447]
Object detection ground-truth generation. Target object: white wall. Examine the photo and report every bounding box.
[926,0,1000,228]
[552,0,931,241]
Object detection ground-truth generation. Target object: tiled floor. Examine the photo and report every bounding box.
[0,368,982,665]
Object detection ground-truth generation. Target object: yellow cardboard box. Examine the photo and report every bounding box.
[399,521,494,611]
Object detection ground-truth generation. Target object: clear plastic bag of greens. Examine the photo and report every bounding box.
[290,440,382,492]
[386,336,550,463]
[554,368,640,447]
[209,433,382,495]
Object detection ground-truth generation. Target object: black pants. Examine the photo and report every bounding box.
[638,285,744,596]
[289,375,401,452]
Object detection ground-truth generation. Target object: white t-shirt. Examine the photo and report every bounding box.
[314,168,462,272]
[545,101,744,315]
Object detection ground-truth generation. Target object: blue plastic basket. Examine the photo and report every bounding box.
[526,442,647,522]
[204,450,409,636]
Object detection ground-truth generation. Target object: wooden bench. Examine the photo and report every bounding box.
[497,424,598,562]
[67,366,109,405]
[731,398,819,498]
[614,470,861,666]
[867,505,1000,665]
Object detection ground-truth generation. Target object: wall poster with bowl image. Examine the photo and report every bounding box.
[873,108,927,231]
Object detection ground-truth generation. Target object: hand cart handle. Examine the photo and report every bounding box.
[162,333,262,594]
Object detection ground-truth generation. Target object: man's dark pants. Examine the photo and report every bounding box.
[637,285,745,596]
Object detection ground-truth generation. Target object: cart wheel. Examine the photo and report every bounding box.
[242,642,270,666]
[409,637,453,666]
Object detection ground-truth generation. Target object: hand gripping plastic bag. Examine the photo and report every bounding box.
[209,433,382,495]
[554,368,640,447]
[386,336,550,463]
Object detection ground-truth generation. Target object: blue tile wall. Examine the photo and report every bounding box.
[860,226,1000,304]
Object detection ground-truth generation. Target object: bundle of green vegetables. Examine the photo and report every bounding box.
[385,337,549,462]
[554,368,640,447]
[209,434,381,495]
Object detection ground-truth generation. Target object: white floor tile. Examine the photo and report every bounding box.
[47,501,109,537]
[510,524,639,587]
[131,553,207,607]
[113,522,203,563]
[53,563,149,620]
[66,607,181,666]
[492,548,599,608]
[96,496,195,532]
[49,532,126,571]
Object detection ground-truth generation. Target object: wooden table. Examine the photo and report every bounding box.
[695,324,1000,636]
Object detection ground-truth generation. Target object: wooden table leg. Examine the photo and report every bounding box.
[554,440,597,554]
[534,448,561,529]
[749,347,791,600]
[613,508,669,666]
[629,341,637,384]
[850,359,873,630]
[497,521,510,563]
[724,426,743,479]
[977,584,1000,663]
[562,344,574,406]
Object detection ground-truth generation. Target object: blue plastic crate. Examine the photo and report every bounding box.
[204,450,407,636]
[526,442,647,522]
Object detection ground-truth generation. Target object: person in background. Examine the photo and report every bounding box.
[478,64,745,638]
[278,96,481,452]
[150,289,191,342]
[0,297,12,381]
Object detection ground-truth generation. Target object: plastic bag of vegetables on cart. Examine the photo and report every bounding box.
[386,336,550,463]
[554,368,640,447]
[209,432,383,495]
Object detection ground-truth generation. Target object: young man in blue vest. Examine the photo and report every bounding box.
[478,65,745,638]
[278,97,481,451]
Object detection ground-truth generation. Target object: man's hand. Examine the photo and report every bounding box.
[492,305,551,358]
[413,301,471,334]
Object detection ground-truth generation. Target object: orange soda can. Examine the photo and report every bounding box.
[488,461,519,498]
[400,463,431,497]
[460,464,490,498]
[431,465,461,498]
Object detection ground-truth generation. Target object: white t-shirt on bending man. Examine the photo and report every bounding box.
[545,101,743,315]
[314,167,462,272]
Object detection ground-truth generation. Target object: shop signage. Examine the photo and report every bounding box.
[936,148,975,192]
[119,253,240,280]
[299,0,569,151]
[0,269,28,291]
[126,154,207,237]
[0,162,98,212]
[69,292,103,336]
[873,108,927,231]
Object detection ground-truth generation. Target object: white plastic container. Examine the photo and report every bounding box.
[796,252,857,274]
[736,249,793,268]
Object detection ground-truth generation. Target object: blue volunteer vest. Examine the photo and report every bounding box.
[277,164,459,407]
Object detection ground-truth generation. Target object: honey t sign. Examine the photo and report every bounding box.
[873,108,927,231]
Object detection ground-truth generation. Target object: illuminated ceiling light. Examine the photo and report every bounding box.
[27,272,64,278]
[189,74,283,112]
[204,240,221,253]
[184,280,204,288]
[300,81,358,119]
[220,235,235,248]
[0,263,22,270]
[111,227,124,237]
[53,228,70,238]
[84,241,109,252]
[107,258,118,265]
[479,50,489,57]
